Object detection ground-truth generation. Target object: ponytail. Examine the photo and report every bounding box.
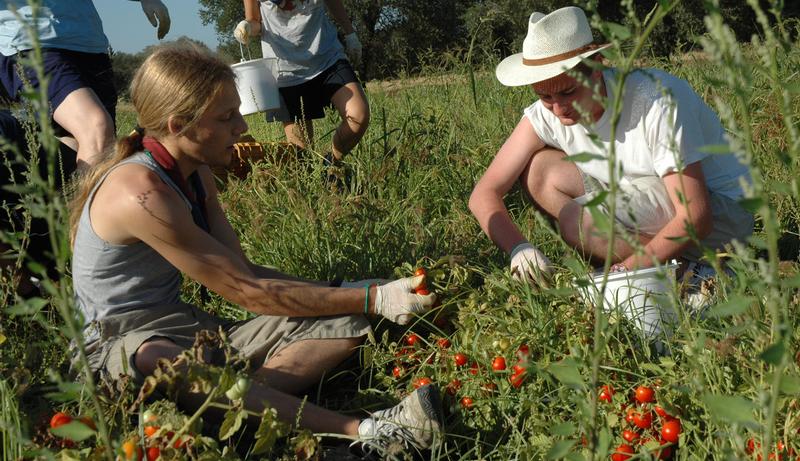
[68,129,145,245]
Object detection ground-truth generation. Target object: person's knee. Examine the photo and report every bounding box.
[558,201,585,246]
[134,339,182,377]
[344,103,370,138]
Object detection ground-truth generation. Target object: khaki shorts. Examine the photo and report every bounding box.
[80,303,372,383]
[575,174,753,261]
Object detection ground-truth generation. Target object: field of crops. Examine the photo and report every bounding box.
[1,3,799,461]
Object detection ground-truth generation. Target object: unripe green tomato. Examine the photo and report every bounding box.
[225,377,252,400]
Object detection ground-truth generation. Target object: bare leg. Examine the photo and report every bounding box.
[254,337,363,394]
[283,119,314,152]
[134,338,362,435]
[329,82,369,160]
[520,147,647,263]
[52,88,114,169]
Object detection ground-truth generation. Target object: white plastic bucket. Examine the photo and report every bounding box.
[232,58,280,115]
[579,261,679,339]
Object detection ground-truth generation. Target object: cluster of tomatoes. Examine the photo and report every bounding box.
[745,437,798,460]
[603,385,681,461]
[120,410,191,461]
[390,334,531,411]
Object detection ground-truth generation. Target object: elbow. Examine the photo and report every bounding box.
[468,186,486,217]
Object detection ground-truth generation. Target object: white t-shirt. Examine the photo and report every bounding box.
[258,0,346,87]
[525,68,750,200]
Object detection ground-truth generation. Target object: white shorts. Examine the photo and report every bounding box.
[575,174,754,261]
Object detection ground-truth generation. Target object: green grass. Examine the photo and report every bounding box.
[2,2,800,460]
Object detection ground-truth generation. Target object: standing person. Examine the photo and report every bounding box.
[233,0,369,184]
[0,0,171,170]
[69,44,441,455]
[469,6,753,286]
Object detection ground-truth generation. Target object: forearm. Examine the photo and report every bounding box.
[239,281,376,317]
[622,214,697,269]
[323,0,354,34]
[246,263,324,285]
[470,190,528,254]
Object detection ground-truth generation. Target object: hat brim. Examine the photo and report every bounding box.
[495,44,611,87]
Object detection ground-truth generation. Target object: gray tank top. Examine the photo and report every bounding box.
[72,152,192,329]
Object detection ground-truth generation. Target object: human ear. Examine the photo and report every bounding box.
[166,116,186,135]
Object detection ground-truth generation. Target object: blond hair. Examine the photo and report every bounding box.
[69,43,235,243]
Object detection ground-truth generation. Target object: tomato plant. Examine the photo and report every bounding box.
[661,419,681,443]
[78,415,96,431]
[460,397,473,409]
[50,412,72,429]
[611,443,635,461]
[516,344,530,361]
[437,338,451,349]
[491,356,507,371]
[405,333,420,346]
[635,385,655,404]
[509,370,526,388]
[454,353,468,367]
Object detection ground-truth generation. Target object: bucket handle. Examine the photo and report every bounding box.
[238,42,253,63]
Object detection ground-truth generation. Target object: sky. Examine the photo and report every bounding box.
[94,0,221,54]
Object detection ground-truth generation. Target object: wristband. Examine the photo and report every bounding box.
[509,241,533,258]
[364,285,370,314]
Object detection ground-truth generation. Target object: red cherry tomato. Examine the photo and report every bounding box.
[446,379,461,395]
[392,366,402,378]
[437,338,451,349]
[122,440,143,461]
[50,411,73,429]
[454,353,468,367]
[146,447,160,461]
[412,377,432,389]
[412,268,428,293]
[661,419,681,443]
[512,363,526,375]
[746,438,759,454]
[625,407,636,424]
[144,425,160,438]
[653,405,668,418]
[469,361,480,375]
[405,333,420,346]
[611,443,635,461]
[622,429,639,444]
[516,344,530,361]
[509,370,526,388]
[632,410,654,430]
[491,356,507,371]
[415,288,431,295]
[414,267,426,277]
[634,385,655,404]
[599,385,614,403]
[460,397,473,409]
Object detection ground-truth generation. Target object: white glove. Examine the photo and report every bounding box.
[343,32,362,65]
[374,275,435,325]
[234,20,253,45]
[341,279,390,288]
[140,0,171,40]
[510,242,552,286]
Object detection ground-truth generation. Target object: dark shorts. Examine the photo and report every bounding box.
[0,48,117,135]
[272,59,360,122]
[0,110,77,268]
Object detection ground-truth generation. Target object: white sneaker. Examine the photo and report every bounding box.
[356,384,442,457]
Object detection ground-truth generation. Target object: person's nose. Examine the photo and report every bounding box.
[235,111,248,135]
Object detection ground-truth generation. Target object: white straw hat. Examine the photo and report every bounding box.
[496,6,610,87]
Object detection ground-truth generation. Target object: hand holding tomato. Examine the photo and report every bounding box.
[374,275,436,325]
